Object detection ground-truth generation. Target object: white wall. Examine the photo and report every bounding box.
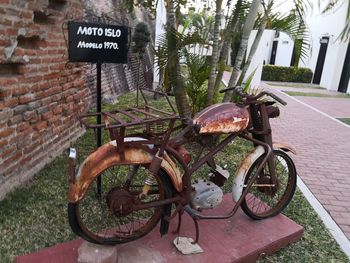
[245,29,275,89]
[299,2,349,92]
[274,32,294,66]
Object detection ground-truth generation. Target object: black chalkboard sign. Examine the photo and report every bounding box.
[68,21,128,63]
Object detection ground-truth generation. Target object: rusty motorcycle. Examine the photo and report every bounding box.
[67,86,297,245]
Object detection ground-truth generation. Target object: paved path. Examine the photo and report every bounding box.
[261,82,350,239]
[287,97,350,118]
[271,85,350,118]
[222,72,350,239]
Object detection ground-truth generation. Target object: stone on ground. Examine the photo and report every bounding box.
[173,237,204,255]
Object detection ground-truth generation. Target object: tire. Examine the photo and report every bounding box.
[68,164,173,245]
[241,150,297,220]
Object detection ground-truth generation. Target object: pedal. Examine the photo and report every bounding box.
[209,165,230,186]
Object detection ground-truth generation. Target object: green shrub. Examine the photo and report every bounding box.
[262,65,313,83]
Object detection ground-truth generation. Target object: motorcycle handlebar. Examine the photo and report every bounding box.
[219,86,287,106]
[266,91,287,105]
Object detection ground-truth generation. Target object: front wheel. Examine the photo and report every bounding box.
[241,150,297,220]
[68,164,173,245]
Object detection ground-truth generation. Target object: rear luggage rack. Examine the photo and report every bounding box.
[78,88,180,142]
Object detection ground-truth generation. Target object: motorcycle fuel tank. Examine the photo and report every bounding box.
[193,103,249,134]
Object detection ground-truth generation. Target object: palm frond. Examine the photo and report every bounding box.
[321,0,343,14]
[317,0,350,41]
[267,9,311,63]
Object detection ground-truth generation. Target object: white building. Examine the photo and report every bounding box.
[245,30,295,89]
[299,2,350,94]
[248,1,350,94]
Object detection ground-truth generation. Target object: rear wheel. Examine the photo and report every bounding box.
[241,150,296,220]
[68,164,173,245]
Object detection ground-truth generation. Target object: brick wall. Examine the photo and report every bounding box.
[0,0,152,199]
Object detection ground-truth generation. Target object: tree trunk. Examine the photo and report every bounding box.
[223,0,261,102]
[206,0,223,106]
[167,1,191,118]
[213,0,242,96]
[237,6,270,86]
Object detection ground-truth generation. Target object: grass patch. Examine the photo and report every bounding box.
[284,91,350,98]
[337,118,350,125]
[0,92,348,263]
[266,82,323,89]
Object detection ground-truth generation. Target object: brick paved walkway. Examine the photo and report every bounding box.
[222,72,350,239]
[270,85,350,118]
[261,82,350,239]
[287,97,350,118]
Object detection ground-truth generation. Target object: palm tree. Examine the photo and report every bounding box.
[212,0,245,98]
[237,2,310,86]
[206,0,223,106]
[184,52,211,115]
[166,1,192,118]
[223,0,261,102]
[222,0,311,101]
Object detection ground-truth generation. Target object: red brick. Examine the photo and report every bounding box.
[16,122,31,132]
[34,121,47,131]
[0,88,12,98]
[19,94,35,104]
[0,145,16,159]
[5,28,17,36]
[4,97,19,108]
[42,86,62,97]
[20,10,32,19]
[0,77,18,86]
[0,127,15,138]
[23,141,41,155]
[0,139,8,148]
[13,86,29,96]
[1,18,12,26]
[66,95,74,103]
[20,155,32,165]
[48,115,59,125]
[41,97,52,106]
[2,151,22,166]
[52,106,62,115]
[0,39,11,46]
[42,111,53,120]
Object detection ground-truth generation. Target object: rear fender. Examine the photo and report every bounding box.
[232,143,295,202]
[68,140,182,203]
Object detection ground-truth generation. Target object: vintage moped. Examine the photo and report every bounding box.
[67,86,297,245]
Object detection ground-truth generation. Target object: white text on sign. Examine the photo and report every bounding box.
[77,26,122,38]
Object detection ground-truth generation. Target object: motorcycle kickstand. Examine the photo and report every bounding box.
[170,203,185,234]
[184,205,200,244]
[173,210,184,235]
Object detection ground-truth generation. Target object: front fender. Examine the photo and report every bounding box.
[232,143,295,202]
[68,141,182,203]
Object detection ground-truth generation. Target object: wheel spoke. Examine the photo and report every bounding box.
[241,151,296,219]
[73,164,169,244]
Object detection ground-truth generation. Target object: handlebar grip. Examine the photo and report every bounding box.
[268,92,287,106]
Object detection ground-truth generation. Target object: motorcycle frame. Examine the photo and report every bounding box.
[68,89,281,240]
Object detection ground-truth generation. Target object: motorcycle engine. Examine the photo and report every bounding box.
[191,179,223,210]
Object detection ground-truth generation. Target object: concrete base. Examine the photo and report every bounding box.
[14,195,303,263]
